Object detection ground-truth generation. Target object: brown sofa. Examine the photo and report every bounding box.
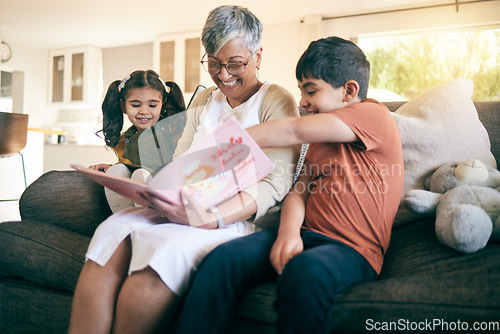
[1,101,499,333]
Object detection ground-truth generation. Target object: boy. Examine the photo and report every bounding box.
[174,36,404,334]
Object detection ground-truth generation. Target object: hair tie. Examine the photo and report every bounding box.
[118,75,131,91]
[158,76,171,94]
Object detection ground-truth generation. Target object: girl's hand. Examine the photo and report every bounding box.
[143,189,216,229]
[270,232,303,274]
[88,163,112,171]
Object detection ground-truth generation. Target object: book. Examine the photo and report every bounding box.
[72,117,275,209]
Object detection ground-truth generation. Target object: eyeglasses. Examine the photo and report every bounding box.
[201,52,256,76]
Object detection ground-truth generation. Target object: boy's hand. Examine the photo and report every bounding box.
[270,233,303,274]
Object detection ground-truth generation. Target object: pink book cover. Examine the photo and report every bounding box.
[72,117,275,209]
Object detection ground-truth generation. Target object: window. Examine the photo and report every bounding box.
[358,28,500,101]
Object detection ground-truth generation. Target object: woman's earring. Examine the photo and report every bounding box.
[256,66,260,79]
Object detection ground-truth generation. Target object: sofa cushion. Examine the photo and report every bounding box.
[475,101,500,167]
[391,78,496,226]
[19,170,111,237]
[0,220,89,292]
[329,219,500,332]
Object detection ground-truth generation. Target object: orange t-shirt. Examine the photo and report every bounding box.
[303,99,404,274]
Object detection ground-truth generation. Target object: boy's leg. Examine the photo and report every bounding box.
[174,228,279,334]
[274,230,377,334]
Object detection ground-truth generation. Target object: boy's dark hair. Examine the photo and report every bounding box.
[100,70,185,148]
[296,36,370,99]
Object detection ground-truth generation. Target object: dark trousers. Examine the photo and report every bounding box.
[174,228,377,334]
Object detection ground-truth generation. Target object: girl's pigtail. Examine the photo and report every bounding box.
[101,80,124,147]
[161,81,186,119]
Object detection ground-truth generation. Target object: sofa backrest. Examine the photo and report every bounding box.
[383,101,500,168]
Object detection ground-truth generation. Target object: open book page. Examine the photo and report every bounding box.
[73,117,275,209]
[71,165,169,207]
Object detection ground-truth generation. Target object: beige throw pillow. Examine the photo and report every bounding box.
[392,78,496,227]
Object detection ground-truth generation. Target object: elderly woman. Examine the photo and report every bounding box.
[68,5,299,334]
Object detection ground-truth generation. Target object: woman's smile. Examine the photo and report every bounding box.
[220,79,238,87]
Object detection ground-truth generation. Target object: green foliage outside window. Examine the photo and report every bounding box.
[359,28,500,101]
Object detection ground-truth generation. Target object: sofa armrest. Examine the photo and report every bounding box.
[0,220,89,291]
[19,170,111,237]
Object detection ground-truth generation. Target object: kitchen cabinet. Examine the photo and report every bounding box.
[48,46,103,108]
[154,32,212,97]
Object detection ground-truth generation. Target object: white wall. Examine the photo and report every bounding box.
[43,144,116,172]
[102,42,154,86]
[260,21,304,103]
[0,42,48,128]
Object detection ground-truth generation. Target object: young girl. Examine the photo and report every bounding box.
[89,69,186,213]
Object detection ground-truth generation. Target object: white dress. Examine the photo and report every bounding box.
[86,83,272,296]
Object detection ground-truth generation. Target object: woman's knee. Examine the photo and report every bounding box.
[79,258,128,289]
[102,237,132,278]
[129,266,170,292]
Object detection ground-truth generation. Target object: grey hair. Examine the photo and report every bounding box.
[202,5,263,56]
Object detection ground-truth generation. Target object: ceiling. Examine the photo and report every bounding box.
[1,0,447,49]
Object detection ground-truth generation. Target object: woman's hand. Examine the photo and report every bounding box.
[180,189,218,229]
[270,231,303,275]
[88,163,112,171]
[143,189,216,229]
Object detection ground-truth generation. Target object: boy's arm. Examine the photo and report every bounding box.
[270,167,311,274]
[247,113,358,148]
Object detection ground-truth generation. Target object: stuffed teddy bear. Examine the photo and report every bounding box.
[404,159,500,253]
